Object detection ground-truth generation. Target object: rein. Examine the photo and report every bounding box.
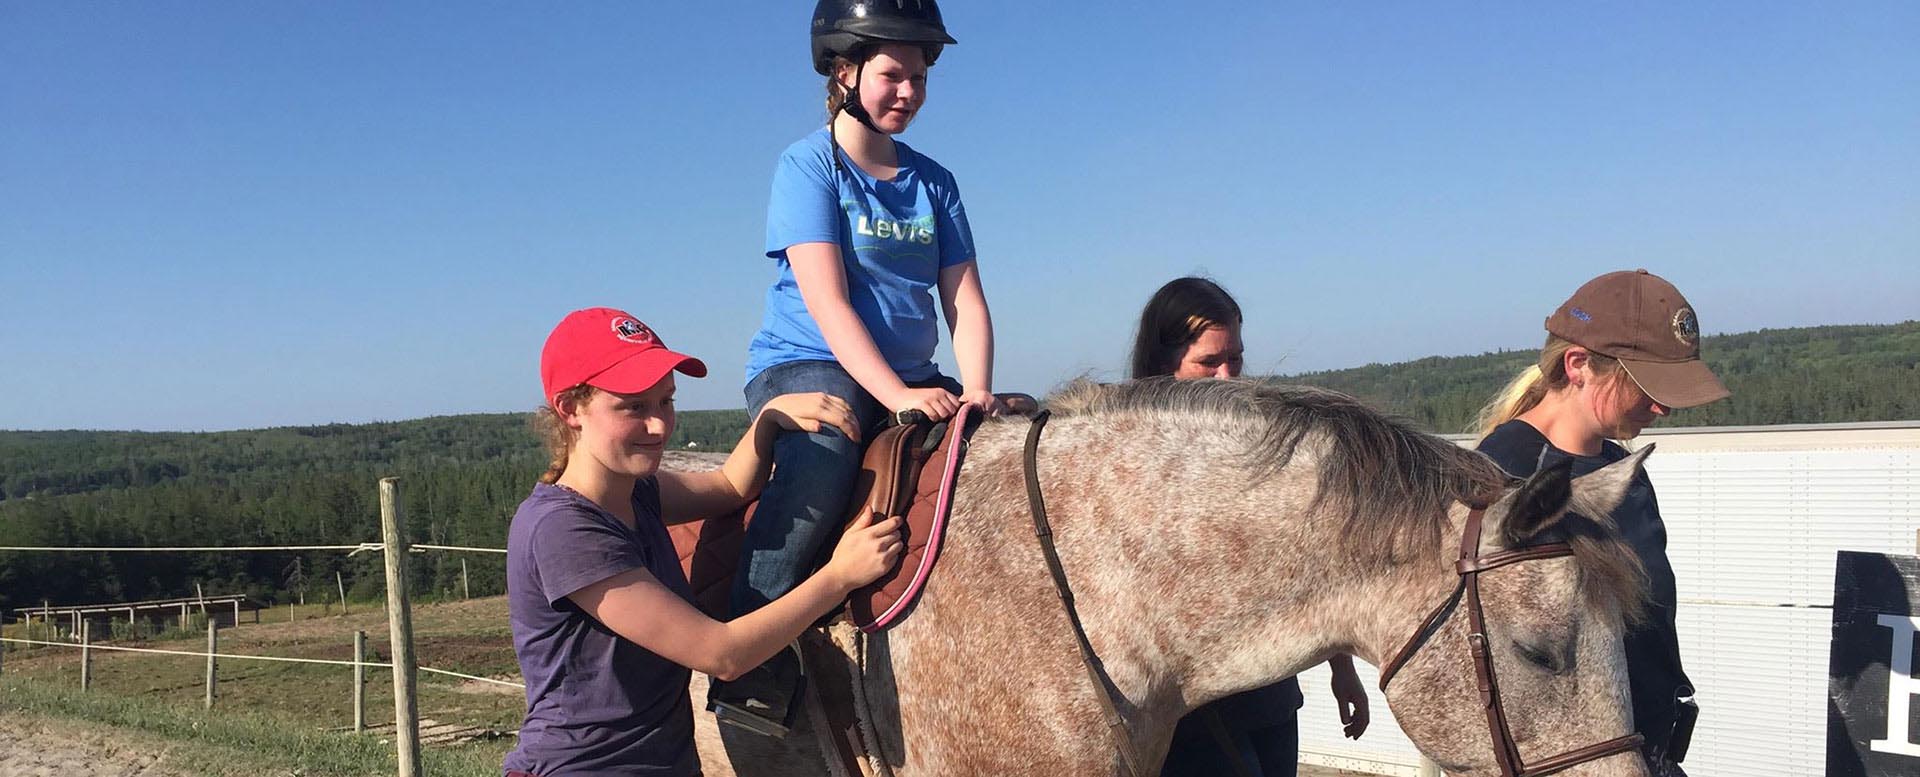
[1022,410,1145,777]
[1377,507,1645,777]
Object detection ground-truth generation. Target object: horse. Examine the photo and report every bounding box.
[692,377,1654,777]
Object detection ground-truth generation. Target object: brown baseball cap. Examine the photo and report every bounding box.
[1545,269,1730,409]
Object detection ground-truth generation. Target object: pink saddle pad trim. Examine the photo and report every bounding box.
[857,402,974,633]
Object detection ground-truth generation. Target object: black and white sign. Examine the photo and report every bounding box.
[1831,550,1920,777]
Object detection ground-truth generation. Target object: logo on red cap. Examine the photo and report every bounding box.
[611,317,657,345]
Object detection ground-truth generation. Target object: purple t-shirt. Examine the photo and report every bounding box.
[503,481,700,776]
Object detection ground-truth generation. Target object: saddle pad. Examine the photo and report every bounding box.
[667,500,755,619]
[666,405,976,629]
[850,402,975,632]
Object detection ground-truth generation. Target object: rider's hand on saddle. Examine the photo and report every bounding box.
[891,387,961,422]
[825,512,904,591]
[759,392,860,442]
[957,388,1005,416]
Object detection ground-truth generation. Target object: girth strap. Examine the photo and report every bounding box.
[1024,411,1145,777]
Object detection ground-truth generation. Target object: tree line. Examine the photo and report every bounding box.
[1,322,1912,616]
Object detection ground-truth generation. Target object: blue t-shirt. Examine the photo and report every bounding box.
[503,480,699,776]
[746,128,976,385]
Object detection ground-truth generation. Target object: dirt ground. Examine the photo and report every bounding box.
[0,711,1370,777]
[0,715,195,777]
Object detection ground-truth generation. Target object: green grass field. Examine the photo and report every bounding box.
[2,596,522,776]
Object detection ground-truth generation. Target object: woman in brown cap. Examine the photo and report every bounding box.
[1473,269,1728,776]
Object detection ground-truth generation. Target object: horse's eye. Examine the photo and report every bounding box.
[1514,642,1563,673]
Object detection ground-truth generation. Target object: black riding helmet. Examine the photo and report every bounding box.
[810,0,957,76]
[811,0,958,166]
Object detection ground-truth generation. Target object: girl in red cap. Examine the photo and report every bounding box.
[503,307,905,776]
[716,0,998,730]
[1474,270,1728,776]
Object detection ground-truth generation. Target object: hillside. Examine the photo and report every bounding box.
[1281,321,1919,433]
[1,321,1912,615]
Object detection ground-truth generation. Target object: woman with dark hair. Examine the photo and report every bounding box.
[1131,276,1245,380]
[1130,277,1370,777]
[1474,270,1724,776]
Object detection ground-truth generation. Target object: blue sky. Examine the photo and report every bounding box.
[2,2,1915,431]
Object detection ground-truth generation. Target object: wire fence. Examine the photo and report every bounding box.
[0,636,522,688]
[0,478,510,777]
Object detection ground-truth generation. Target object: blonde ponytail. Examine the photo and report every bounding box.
[1472,335,1626,439]
[1473,364,1548,439]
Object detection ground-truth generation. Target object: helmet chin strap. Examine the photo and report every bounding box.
[830,58,883,176]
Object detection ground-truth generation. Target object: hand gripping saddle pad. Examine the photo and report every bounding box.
[667,404,978,632]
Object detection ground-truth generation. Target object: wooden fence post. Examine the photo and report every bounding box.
[79,620,91,691]
[353,630,367,733]
[338,571,349,616]
[380,477,424,777]
[205,618,218,710]
[462,558,471,600]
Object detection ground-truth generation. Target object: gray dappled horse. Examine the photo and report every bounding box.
[695,378,1652,777]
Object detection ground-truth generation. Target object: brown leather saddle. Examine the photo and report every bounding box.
[667,403,986,631]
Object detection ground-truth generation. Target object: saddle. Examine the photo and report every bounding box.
[667,402,986,632]
[675,397,1034,773]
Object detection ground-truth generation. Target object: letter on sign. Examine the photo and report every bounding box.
[1872,614,1920,757]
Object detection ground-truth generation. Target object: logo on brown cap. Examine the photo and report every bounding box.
[1671,307,1699,348]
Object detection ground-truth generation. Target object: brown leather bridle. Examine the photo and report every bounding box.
[1377,506,1644,777]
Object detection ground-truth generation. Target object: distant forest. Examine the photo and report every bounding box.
[1283,321,1920,433]
[1,322,1913,617]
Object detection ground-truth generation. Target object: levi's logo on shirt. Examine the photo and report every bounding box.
[853,214,935,245]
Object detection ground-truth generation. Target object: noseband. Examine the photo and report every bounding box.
[1377,507,1644,777]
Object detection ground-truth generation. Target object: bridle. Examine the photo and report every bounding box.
[1377,505,1645,777]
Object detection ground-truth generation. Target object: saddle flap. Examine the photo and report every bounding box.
[849,404,975,632]
[668,405,980,628]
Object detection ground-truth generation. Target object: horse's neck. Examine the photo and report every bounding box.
[1002,416,1459,714]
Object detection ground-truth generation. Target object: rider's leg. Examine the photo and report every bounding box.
[731,359,888,612]
[709,360,886,736]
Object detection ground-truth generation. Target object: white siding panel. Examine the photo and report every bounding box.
[1676,603,1830,776]
[1650,445,1919,608]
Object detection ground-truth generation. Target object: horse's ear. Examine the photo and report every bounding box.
[1500,458,1575,546]
[1567,444,1655,525]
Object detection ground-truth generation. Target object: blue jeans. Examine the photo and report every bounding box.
[731,360,962,614]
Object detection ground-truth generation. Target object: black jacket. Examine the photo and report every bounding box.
[1478,420,1693,744]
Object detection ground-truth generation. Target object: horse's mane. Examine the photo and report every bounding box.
[1047,378,1647,618]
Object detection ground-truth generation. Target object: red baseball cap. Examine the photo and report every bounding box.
[540,307,707,409]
